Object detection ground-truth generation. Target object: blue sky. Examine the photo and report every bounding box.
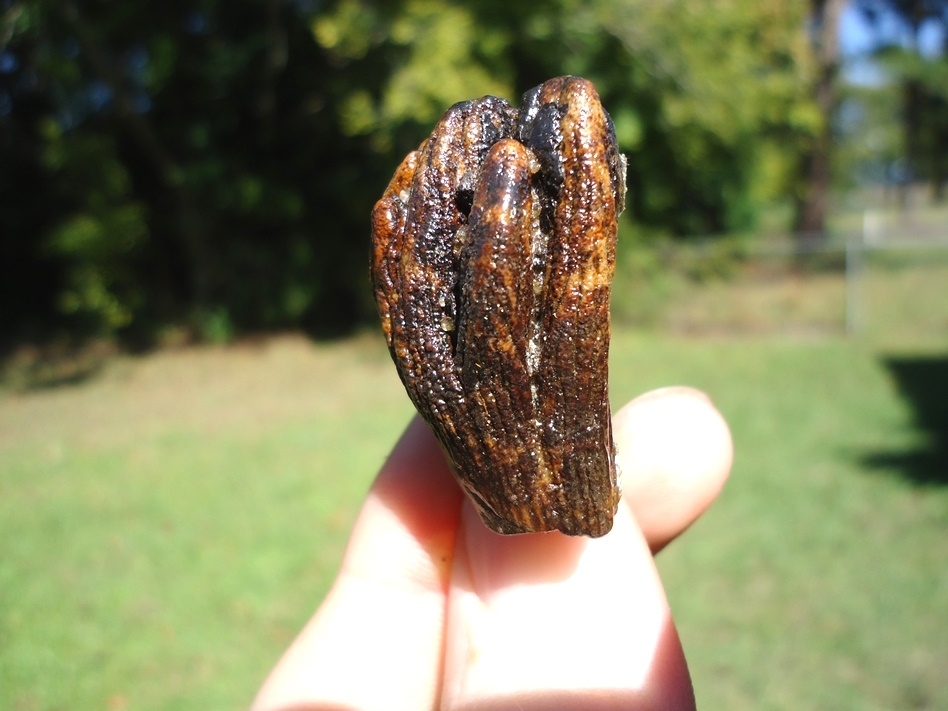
[839,2,946,85]
[840,1,946,57]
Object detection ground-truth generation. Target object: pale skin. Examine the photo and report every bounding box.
[251,386,733,711]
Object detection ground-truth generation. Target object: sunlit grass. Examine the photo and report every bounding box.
[618,334,948,710]
[0,334,413,710]
[613,237,948,351]
[2,288,948,708]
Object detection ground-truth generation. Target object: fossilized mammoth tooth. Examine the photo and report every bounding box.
[371,76,626,537]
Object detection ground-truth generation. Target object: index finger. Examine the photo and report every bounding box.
[251,416,464,711]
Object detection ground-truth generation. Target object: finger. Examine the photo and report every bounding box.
[251,416,464,711]
[613,387,733,553]
[440,501,695,710]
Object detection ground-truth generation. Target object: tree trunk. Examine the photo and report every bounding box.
[794,0,845,237]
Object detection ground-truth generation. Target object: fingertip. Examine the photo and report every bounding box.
[613,387,733,552]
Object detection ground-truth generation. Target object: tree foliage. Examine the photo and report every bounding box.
[852,0,948,199]
[1,0,820,343]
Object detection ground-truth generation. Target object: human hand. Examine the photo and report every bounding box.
[251,386,732,711]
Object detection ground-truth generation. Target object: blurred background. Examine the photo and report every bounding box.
[1,0,946,709]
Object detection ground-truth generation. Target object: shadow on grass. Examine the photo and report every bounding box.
[863,355,948,487]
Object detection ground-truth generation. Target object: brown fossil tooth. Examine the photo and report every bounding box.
[371,77,625,537]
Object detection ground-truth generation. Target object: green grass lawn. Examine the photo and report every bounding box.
[3,316,948,707]
[613,333,948,710]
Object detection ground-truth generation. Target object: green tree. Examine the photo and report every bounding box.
[4,0,390,340]
[1,0,820,344]
[315,0,819,237]
[856,0,948,200]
